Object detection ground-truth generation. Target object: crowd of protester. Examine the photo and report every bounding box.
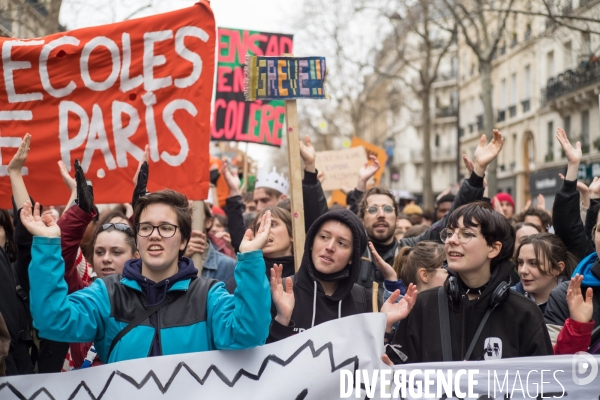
[0,128,598,377]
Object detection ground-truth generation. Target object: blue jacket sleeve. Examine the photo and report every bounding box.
[29,236,110,343]
[207,249,271,349]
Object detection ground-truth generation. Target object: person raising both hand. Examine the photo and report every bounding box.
[22,191,273,364]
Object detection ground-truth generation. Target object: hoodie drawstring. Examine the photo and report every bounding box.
[145,279,170,308]
[311,281,317,328]
[311,281,344,328]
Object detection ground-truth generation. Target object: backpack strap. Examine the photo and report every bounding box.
[106,291,184,362]
[438,286,453,361]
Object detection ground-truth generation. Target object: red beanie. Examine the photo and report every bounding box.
[494,192,515,209]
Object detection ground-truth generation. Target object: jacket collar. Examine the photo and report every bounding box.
[120,277,191,292]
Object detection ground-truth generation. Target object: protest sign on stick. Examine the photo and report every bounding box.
[315,147,367,191]
[0,1,216,208]
[245,55,328,271]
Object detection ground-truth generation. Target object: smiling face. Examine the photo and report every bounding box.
[517,243,560,303]
[263,216,293,258]
[311,220,353,275]
[444,216,500,282]
[137,203,187,281]
[362,194,396,244]
[93,230,137,278]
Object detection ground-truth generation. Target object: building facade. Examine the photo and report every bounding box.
[0,0,51,38]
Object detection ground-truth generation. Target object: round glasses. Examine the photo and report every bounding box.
[366,205,395,215]
[440,228,479,244]
[99,223,134,237]
[136,223,179,238]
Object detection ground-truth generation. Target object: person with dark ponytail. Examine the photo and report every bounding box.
[514,233,576,313]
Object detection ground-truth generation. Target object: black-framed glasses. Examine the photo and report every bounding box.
[99,223,134,237]
[366,205,395,215]
[136,223,178,238]
[440,228,479,244]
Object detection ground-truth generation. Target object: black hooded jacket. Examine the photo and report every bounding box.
[393,259,553,363]
[268,209,370,342]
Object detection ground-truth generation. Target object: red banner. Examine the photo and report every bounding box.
[0,1,215,208]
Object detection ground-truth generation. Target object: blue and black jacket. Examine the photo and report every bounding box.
[29,237,271,364]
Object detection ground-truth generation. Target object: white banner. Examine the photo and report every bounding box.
[1,314,599,399]
[0,314,386,400]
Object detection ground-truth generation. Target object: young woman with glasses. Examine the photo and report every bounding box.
[391,201,553,363]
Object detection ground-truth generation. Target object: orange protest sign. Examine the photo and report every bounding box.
[0,2,215,208]
[351,137,387,186]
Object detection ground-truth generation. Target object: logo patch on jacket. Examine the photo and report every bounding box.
[483,337,502,360]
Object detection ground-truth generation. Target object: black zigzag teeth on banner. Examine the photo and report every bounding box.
[0,340,360,400]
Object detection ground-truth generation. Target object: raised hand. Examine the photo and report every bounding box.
[588,176,600,200]
[132,145,150,208]
[74,159,94,213]
[214,230,232,244]
[357,156,380,192]
[239,210,272,253]
[462,153,488,186]
[221,159,241,197]
[380,283,418,332]
[536,194,546,210]
[184,230,207,257]
[58,160,76,193]
[20,201,61,238]
[556,128,582,168]
[7,133,31,175]
[566,274,594,323]
[368,242,397,281]
[299,135,316,173]
[473,129,504,177]
[271,264,295,326]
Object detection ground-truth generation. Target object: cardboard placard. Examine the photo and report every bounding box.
[315,146,367,191]
[351,136,387,186]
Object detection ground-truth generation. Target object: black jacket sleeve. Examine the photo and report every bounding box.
[585,198,600,242]
[347,189,363,215]
[224,195,246,254]
[12,196,36,295]
[544,281,570,326]
[399,171,485,247]
[302,169,328,232]
[552,179,595,261]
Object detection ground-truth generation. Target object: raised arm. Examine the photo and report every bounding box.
[21,201,108,344]
[207,211,272,349]
[400,130,503,247]
[348,156,380,215]
[221,160,245,253]
[56,161,96,293]
[552,128,595,260]
[300,135,328,231]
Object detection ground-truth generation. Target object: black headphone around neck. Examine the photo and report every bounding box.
[444,275,510,308]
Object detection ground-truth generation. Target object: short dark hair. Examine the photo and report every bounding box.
[447,201,516,267]
[514,221,541,234]
[516,233,576,279]
[357,187,399,219]
[515,208,552,230]
[133,190,191,258]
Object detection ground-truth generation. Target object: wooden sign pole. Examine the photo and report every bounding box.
[192,200,206,276]
[285,100,306,272]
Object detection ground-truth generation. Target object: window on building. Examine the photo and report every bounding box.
[564,41,572,69]
[435,134,440,148]
[547,121,554,160]
[563,116,571,139]
[547,51,554,81]
[511,73,517,105]
[524,65,531,99]
[582,110,590,153]
[451,56,458,78]
[501,78,507,109]
[583,32,592,55]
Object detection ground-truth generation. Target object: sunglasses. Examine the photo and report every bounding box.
[99,223,134,237]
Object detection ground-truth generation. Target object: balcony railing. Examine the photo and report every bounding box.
[497,110,506,122]
[522,99,531,113]
[435,106,458,119]
[509,105,517,118]
[542,58,600,105]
